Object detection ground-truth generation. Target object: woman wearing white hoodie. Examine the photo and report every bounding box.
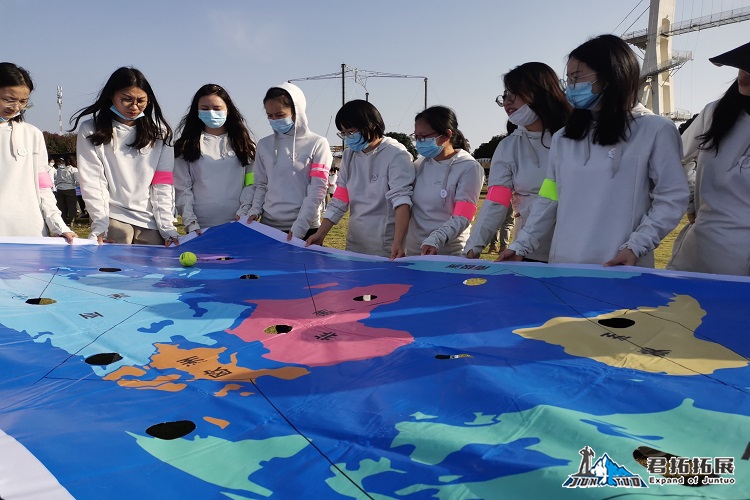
[498,35,689,267]
[306,99,415,258]
[668,42,750,275]
[0,62,75,242]
[72,67,179,246]
[464,62,571,261]
[406,106,484,256]
[174,84,257,235]
[248,83,332,240]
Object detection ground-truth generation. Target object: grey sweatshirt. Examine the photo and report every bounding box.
[249,82,332,238]
[324,137,415,257]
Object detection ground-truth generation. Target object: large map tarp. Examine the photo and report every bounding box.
[0,222,748,499]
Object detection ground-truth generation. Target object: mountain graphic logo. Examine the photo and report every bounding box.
[562,446,647,488]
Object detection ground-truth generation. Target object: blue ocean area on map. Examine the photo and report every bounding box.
[0,222,748,499]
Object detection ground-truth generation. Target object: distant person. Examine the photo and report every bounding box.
[305,99,415,258]
[71,67,179,246]
[498,35,689,266]
[326,166,338,208]
[0,62,75,242]
[465,62,571,261]
[406,105,483,256]
[174,84,257,235]
[54,156,78,225]
[45,158,57,192]
[247,83,332,240]
[668,41,750,275]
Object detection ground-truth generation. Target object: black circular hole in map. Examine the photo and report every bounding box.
[240,274,260,280]
[25,298,56,305]
[98,268,122,273]
[353,295,377,302]
[146,420,196,440]
[85,353,123,366]
[597,318,635,328]
[264,324,293,334]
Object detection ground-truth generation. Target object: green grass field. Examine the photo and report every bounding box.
[70,193,687,269]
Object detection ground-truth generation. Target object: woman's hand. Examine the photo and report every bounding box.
[421,245,438,256]
[603,248,637,267]
[495,249,522,262]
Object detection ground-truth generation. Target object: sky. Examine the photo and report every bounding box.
[5,0,749,152]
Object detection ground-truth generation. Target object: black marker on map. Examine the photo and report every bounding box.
[435,353,472,360]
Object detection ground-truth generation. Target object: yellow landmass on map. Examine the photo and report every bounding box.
[514,294,747,375]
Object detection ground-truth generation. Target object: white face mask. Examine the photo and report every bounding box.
[507,103,539,127]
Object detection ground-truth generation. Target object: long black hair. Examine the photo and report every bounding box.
[174,84,256,165]
[563,35,641,146]
[503,62,571,147]
[415,105,470,151]
[0,62,33,123]
[335,99,385,143]
[698,79,744,154]
[70,66,172,149]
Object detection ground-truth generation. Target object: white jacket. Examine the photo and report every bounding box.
[324,137,415,257]
[464,127,553,261]
[668,100,750,275]
[509,104,689,266]
[76,119,178,240]
[0,121,71,237]
[250,82,332,238]
[406,149,483,256]
[174,132,255,232]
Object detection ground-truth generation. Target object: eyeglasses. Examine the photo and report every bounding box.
[1,97,33,110]
[495,91,516,106]
[409,132,442,142]
[118,96,148,108]
[561,71,597,90]
[336,129,359,139]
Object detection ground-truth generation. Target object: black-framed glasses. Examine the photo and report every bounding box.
[336,129,359,139]
[560,71,597,90]
[1,97,33,110]
[495,91,516,106]
[118,96,148,108]
[409,132,442,142]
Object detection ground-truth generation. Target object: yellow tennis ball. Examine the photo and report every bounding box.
[179,252,197,267]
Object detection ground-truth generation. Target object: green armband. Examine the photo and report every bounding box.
[244,172,254,186]
[538,178,558,201]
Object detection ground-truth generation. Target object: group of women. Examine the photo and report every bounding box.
[1,35,749,276]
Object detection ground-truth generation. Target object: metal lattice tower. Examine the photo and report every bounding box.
[622,0,750,120]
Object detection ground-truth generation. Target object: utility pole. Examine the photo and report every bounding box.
[57,86,63,133]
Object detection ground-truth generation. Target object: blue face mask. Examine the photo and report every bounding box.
[565,82,601,110]
[198,110,227,129]
[110,105,145,121]
[344,131,369,152]
[416,137,444,159]
[269,116,294,134]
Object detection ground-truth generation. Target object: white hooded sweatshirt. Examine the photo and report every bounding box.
[406,149,483,256]
[76,119,178,240]
[464,127,554,261]
[324,137,415,257]
[174,133,255,233]
[249,82,332,238]
[509,104,689,266]
[668,99,750,275]
[0,120,71,237]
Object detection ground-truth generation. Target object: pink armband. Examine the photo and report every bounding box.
[333,186,349,203]
[486,185,512,207]
[453,200,477,220]
[309,163,329,180]
[151,171,174,185]
[38,172,54,189]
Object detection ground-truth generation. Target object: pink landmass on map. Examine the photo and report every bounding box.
[226,283,413,366]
